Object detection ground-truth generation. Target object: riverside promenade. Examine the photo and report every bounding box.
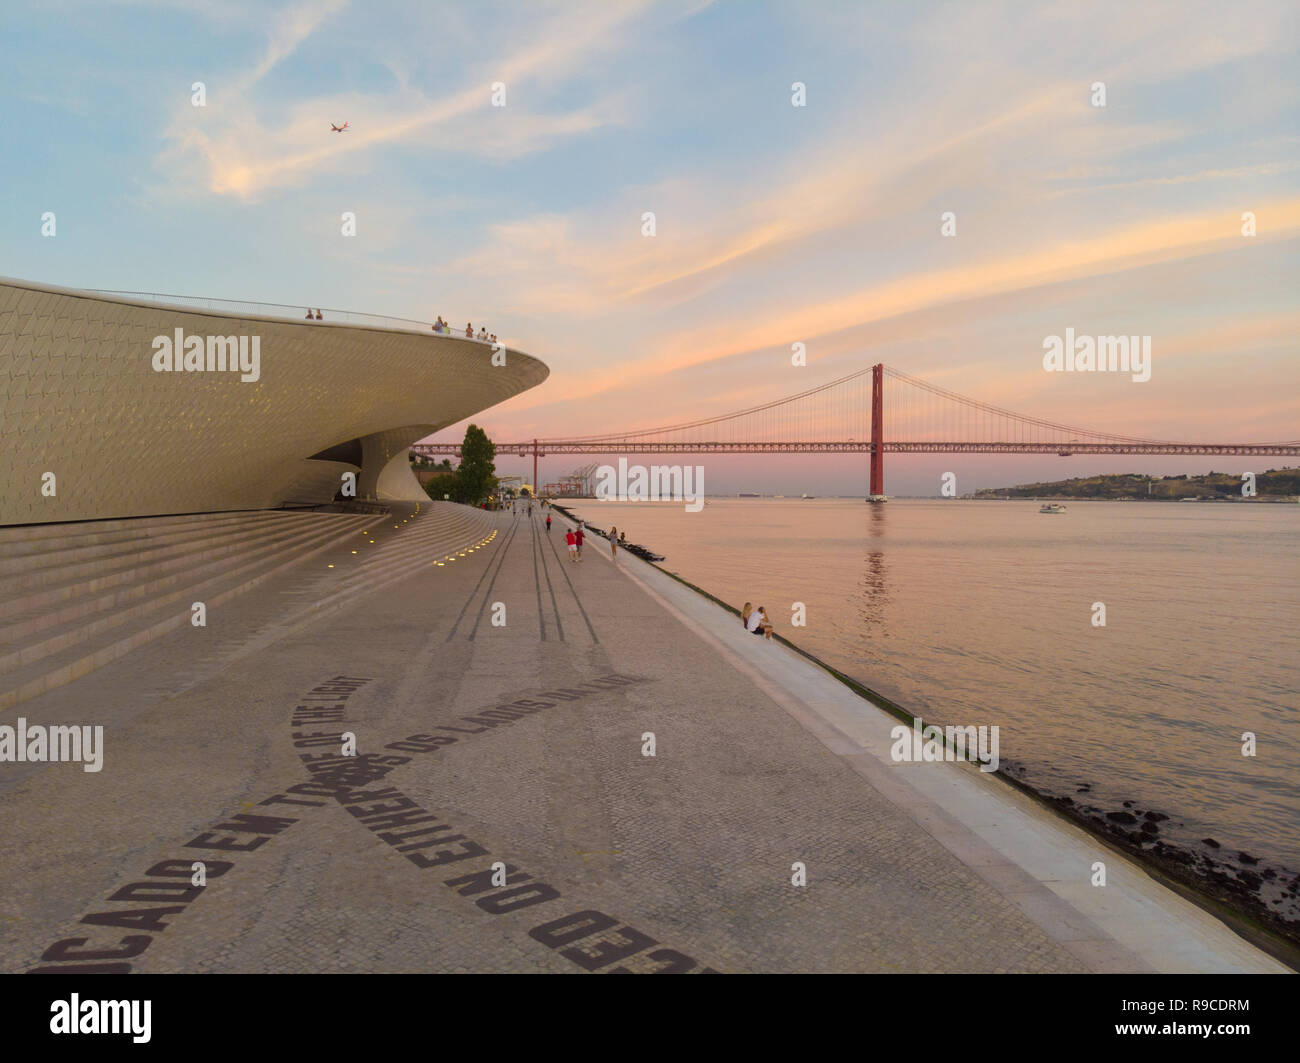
[1,503,1286,973]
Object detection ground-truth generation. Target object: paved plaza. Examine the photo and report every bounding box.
[0,504,1284,973]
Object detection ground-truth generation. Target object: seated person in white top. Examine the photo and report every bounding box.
[746,605,773,639]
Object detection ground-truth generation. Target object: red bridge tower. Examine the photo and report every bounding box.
[868,363,885,501]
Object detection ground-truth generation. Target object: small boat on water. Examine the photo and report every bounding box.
[1039,503,1067,514]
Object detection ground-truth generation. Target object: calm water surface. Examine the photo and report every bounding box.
[574,499,1300,871]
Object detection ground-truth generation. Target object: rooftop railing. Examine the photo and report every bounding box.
[84,289,500,343]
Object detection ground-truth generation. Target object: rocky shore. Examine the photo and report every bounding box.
[998,760,1300,952]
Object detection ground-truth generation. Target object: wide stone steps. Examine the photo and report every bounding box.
[112,503,506,702]
[0,512,380,665]
[0,509,309,576]
[0,510,271,557]
[0,510,315,595]
[0,510,383,712]
[0,517,335,651]
[243,503,503,634]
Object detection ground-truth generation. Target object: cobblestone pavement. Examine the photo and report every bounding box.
[1,505,1088,973]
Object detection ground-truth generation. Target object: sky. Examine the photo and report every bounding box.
[2,0,1297,495]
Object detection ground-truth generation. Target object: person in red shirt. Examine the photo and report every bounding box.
[574,524,585,561]
[565,529,577,562]
[545,514,552,533]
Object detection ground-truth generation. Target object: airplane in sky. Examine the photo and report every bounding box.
[330,121,349,133]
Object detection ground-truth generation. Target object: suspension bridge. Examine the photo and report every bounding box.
[411,364,1300,497]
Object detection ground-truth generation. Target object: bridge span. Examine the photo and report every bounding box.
[413,364,1299,494]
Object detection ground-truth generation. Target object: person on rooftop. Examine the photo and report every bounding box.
[465,322,474,338]
[305,308,314,319]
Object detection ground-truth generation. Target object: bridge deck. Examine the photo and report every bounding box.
[414,441,1300,456]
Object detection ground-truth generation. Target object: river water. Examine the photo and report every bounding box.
[569,498,1300,884]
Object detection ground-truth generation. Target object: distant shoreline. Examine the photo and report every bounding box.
[975,468,1299,502]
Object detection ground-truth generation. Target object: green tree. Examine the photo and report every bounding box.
[455,424,497,504]
[423,471,459,501]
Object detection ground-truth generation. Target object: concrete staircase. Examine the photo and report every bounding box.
[263,501,502,629]
[0,509,384,712]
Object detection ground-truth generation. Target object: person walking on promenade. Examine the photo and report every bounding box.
[565,528,577,561]
[608,525,618,561]
[574,523,585,560]
[545,514,552,533]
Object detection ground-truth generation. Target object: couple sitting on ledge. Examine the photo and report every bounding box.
[741,603,774,640]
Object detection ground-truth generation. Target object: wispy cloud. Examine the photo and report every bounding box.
[152,0,652,198]
[500,199,1300,413]
[1045,161,1300,197]
[236,0,349,92]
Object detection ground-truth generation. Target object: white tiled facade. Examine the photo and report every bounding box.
[0,278,549,525]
